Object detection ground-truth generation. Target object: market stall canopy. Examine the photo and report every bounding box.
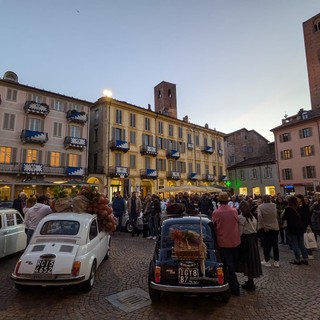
[156,185,221,193]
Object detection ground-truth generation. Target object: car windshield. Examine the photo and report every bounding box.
[40,220,80,235]
[161,221,214,249]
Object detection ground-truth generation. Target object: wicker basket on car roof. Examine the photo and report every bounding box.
[173,239,206,260]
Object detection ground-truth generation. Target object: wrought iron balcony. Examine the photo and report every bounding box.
[110,140,130,153]
[109,166,129,178]
[140,145,158,156]
[24,101,50,117]
[140,169,158,179]
[202,173,214,181]
[188,173,198,180]
[66,166,85,176]
[187,143,194,150]
[166,171,181,180]
[64,136,87,150]
[66,110,88,124]
[201,146,213,154]
[0,162,20,173]
[166,150,180,160]
[20,130,48,145]
[22,163,43,175]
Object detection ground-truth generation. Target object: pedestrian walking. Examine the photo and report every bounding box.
[112,191,126,233]
[127,192,142,237]
[282,196,309,265]
[238,200,263,291]
[24,195,52,245]
[257,195,280,267]
[212,192,241,296]
[13,192,27,217]
[148,194,161,240]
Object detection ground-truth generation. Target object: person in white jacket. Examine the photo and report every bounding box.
[25,195,52,245]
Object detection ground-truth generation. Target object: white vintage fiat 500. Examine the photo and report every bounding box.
[0,208,27,258]
[11,212,110,292]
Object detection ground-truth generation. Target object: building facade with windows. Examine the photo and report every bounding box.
[271,108,320,195]
[224,128,278,196]
[226,145,279,197]
[88,81,226,199]
[0,71,92,201]
[304,12,320,110]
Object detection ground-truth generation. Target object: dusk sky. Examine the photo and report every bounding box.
[2,1,320,141]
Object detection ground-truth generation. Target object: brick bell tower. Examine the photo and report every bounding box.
[303,13,320,110]
[154,81,177,118]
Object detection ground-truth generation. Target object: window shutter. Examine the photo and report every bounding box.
[38,150,43,162]
[299,130,302,138]
[302,167,306,179]
[310,127,313,136]
[78,154,81,167]
[21,149,27,162]
[10,114,15,130]
[111,127,116,140]
[47,151,51,165]
[122,129,126,141]
[12,148,17,163]
[61,153,66,167]
[300,147,304,156]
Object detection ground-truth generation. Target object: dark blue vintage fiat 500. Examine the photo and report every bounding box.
[148,213,230,303]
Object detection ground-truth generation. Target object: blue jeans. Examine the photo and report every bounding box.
[287,233,308,261]
[27,229,34,245]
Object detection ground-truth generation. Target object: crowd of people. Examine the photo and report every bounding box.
[111,190,319,296]
[12,188,319,297]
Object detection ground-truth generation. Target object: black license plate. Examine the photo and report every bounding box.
[34,259,55,274]
[178,267,199,284]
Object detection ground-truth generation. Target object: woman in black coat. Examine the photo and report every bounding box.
[282,196,309,265]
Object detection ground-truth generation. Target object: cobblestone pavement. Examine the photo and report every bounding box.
[0,232,319,320]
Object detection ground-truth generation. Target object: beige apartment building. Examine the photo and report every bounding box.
[88,81,226,199]
[0,71,92,201]
[271,108,320,195]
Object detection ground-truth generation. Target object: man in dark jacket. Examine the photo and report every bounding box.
[112,192,126,233]
[199,193,213,217]
[148,194,161,240]
[13,192,27,217]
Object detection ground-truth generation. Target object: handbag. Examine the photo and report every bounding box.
[304,231,318,249]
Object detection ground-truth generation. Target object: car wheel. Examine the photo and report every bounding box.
[126,221,134,233]
[219,289,231,303]
[82,260,96,292]
[148,264,161,302]
[103,238,111,260]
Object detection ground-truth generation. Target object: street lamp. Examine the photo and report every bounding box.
[102,89,113,98]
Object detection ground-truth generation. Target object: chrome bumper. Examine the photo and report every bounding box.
[150,281,229,294]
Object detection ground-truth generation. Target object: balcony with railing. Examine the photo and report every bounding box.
[202,173,214,182]
[20,130,48,145]
[64,136,87,150]
[187,143,194,150]
[166,150,180,160]
[66,110,88,124]
[109,166,130,178]
[140,169,158,179]
[188,173,198,180]
[201,146,213,154]
[110,140,130,153]
[166,171,181,180]
[140,145,158,156]
[0,162,20,173]
[24,101,50,117]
